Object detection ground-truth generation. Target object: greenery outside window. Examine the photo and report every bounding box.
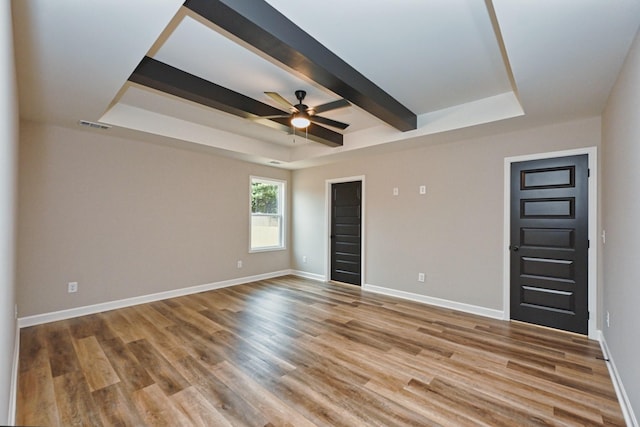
[250,176,285,251]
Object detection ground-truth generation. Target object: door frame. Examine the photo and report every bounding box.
[325,175,366,286]
[503,147,598,339]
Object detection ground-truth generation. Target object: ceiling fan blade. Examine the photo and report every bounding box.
[310,99,350,115]
[265,92,296,111]
[253,114,289,119]
[310,115,350,130]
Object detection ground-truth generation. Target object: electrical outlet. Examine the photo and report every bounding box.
[606,311,610,328]
[302,256,307,263]
[419,185,427,195]
[602,230,606,244]
[68,282,78,293]
[418,273,425,282]
[237,260,243,269]
[393,187,399,196]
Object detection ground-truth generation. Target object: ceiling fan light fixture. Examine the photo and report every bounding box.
[291,112,310,128]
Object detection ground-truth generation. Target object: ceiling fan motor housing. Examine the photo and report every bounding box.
[294,90,307,102]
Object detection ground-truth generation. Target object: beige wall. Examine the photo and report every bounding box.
[602,27,640,419]
[17,122,290,317]
[0,0,18,423]
[292,117,601,311]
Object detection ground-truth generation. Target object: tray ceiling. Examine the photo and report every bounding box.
[12,0,640,168]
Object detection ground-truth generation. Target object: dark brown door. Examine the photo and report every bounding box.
[510,155,589,334]
[331,181,362,285]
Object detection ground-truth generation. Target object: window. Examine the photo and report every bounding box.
[250,176,285,251]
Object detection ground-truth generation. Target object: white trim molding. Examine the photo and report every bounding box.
[599,332,638,427]
[18,270,291,328]
[363,283,504,320]
[503,147,598,339]
[8,322,19,426]
[290,270,326,282]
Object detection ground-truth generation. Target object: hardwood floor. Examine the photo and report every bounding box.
[17,276,624,426]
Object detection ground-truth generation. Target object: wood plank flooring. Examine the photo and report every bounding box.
[17,276,624,426]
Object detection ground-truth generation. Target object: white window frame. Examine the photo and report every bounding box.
[249,176,286,252]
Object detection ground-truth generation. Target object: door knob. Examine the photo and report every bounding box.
[512,245,520,252]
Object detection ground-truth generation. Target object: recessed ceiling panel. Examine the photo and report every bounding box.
[152,13,362,123]
[493,0,640,120]
[264,0,513,114]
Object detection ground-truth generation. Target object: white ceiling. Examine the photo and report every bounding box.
[11,0,640,169]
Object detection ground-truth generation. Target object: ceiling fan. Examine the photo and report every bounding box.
[260,90,350,131]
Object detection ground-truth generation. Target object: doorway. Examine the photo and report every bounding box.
[510,155,588,334]
[504,148,597,338]
[326,177,364,286]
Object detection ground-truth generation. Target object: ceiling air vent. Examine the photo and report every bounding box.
[78,120,111,130]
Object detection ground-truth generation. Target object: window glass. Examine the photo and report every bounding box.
[250,177,285,251]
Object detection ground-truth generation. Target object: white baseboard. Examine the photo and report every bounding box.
[363,283,504,320]
[17,270,291,328]
[599,332,638,427]
[290,270,327,282]
[8,321,19,426]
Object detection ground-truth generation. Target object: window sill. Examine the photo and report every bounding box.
[249,246,287,253]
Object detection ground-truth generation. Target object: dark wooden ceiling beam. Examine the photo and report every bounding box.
[129,57,284,119]
[129,57,343,147]
[183,0,418,132]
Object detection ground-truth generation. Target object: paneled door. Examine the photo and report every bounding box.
[510,155,589,334]
[331,181,362,285]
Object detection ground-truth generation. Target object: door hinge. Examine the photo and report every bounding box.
[588,168,591,177]
[588,239,590,249]
[588,311,590,320]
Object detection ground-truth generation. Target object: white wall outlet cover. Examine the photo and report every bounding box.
[419,185,427,195]
[393,187,399,196]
